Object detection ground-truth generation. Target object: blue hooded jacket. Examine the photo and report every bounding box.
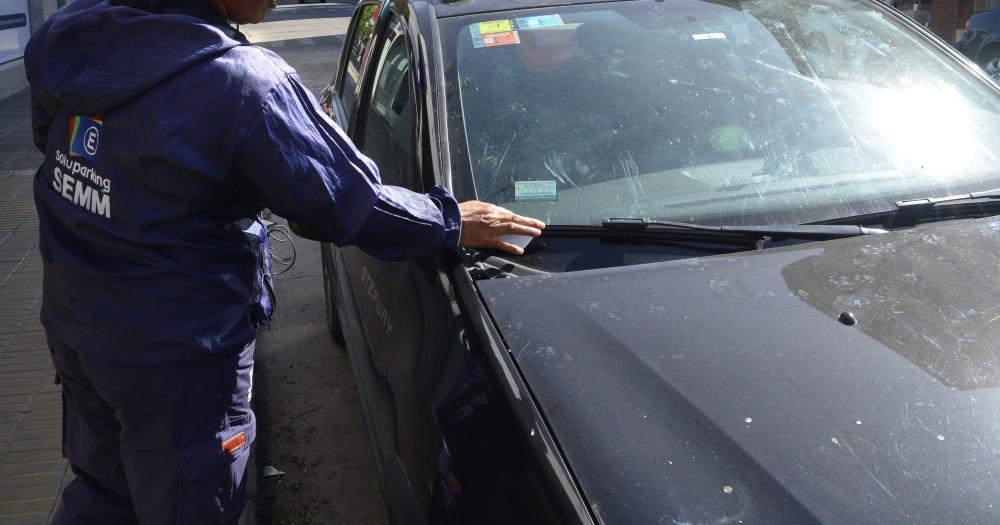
[26,0,462,364]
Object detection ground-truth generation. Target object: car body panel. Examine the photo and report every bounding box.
[327,8,441,520]
[479,216,1000,524]
[329,7,488,518]
[316,2,595,523]
[312,0,1000,523]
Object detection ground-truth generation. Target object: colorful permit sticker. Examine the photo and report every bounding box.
[472,30,520,48]
[514,180,558,202]
[478,19,513,34]
[516,14,564,30]
[471,20,520,48]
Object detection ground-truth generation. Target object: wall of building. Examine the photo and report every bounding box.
[0,0,59,100]
[931,0,995,42]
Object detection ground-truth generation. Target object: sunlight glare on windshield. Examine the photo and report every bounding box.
[869,83,987,176]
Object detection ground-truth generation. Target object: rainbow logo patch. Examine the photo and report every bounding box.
[69,115,103,163]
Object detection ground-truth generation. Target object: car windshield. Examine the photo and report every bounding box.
[442,0,1000,226]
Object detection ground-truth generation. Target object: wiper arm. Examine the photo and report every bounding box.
[895,188,1000,208]
[603,218,888,240]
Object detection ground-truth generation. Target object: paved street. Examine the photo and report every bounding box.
[0,3,386,524]
[242,2,352,44]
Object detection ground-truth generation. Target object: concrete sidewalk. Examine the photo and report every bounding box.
[0,89,69,525]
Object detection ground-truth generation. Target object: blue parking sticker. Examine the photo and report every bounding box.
[516,14,564,30]
[514,180,558,201]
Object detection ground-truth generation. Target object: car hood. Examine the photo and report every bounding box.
[477,216,1000,525]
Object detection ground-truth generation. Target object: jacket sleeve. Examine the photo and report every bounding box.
[233,75,462,261]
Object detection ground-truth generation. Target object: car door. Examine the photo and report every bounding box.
[312,6,589,523]
[336,11,469,523]
[316,0,379,340]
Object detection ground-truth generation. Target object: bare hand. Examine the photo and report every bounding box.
[458,201,545,255]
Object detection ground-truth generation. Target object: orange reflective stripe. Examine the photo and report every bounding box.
[221,432,245,454]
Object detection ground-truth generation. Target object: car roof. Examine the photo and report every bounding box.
[427,0,630,19]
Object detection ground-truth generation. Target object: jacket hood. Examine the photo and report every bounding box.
[479,216,1000,524]
[112,0,226,22]
[30,0,246,114]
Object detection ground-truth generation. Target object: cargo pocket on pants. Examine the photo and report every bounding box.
[176,415,254,525]
[176,340,256,525]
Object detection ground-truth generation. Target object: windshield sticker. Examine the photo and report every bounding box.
[477,19,513,35]
[516,14,564,30]
[473,30,520,48]
[691,32,727,41]
[514,180,558,201]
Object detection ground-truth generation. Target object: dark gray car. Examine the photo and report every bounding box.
[302,0,1000,522]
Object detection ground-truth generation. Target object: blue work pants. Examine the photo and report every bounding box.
[48,335,255,524]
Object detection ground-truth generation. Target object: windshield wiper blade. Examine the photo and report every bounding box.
[895,188,1000,208]
[603,218,888,240]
